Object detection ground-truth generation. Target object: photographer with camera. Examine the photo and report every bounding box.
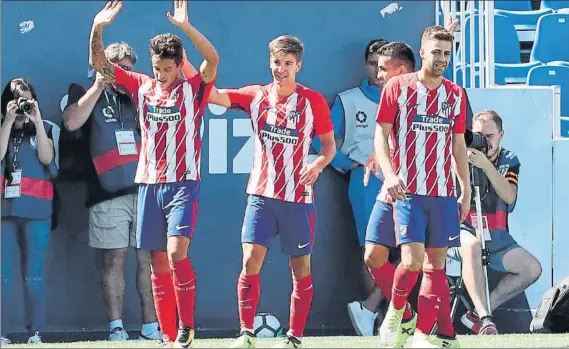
[448,110,542,335]
[1,78,58,345]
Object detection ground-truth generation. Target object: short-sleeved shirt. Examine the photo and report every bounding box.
[226,83,333,204]
[376,73,466,198]
[114,66,214,184]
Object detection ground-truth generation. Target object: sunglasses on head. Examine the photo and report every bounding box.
[118,64,133,72]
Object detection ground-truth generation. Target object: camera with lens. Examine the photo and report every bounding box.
[465,129,489,154]
[16,97,33,114]
[465,129,490,190]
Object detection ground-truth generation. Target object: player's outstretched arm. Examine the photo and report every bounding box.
[167,0,219,84]
[89,1,122,82]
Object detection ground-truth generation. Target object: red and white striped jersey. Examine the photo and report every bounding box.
[376,73,466,198]
[226,83,333,204]
[114,66,213,184]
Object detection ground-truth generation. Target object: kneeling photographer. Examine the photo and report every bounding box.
[448,110,542,335]
[1,78,58,344]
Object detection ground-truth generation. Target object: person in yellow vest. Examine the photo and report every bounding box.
[1,78,58,345]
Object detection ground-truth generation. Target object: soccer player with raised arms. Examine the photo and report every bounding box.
[88,0,219,347]
[207,35,336,348]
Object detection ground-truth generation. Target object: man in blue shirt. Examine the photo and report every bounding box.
[313,39,388,336]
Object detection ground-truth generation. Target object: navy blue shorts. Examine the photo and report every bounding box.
[393,194,460,248]
[241,195,316,256]
[365,200,396,247]
[136,181,200,252]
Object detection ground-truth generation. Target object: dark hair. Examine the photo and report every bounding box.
[149,33,183,65]
[377,42,416,71]
[1,78,38,135]
[365,39,389,61]
[269,35,304,62]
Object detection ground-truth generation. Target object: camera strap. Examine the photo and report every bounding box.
[5,132,24,198]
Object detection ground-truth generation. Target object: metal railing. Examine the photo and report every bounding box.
[436,0,496,88]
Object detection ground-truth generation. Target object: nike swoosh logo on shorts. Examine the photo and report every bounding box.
[298,242,310,249]
[176,225,190,230]
[448,235,459,241]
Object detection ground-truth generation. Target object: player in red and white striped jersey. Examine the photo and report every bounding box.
[89,1,219,347]
[207,35,336,348]
[374,26,471,348]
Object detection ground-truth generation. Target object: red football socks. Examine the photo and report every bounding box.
[392,264,420,310]
[237,273,261,331]
[436,275,456,337]
[289,274,314,338]
[151,271,177,341]
[370,262,414,320]
[171,258,196,329]
[417,268,446,334]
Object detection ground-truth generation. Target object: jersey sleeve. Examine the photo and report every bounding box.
[453,88,467,134]
[311,93,333,135]
[376,77,400,124]
[114,65,151,97]
[501,151,520,212]
[225,85,260,115]
[187,73,216,112]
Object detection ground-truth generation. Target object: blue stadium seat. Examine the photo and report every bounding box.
[494,7,553,31]
[495,0,532,11]
[530,13,569,63]
[456,13,541,83]
[541,0,569,10]
[526,65,569,117]
[454,64,507,87]
[457,14,521,64]
[548,60,569,67]
[560,118,569,137]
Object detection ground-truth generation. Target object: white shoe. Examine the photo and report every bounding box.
[140,329,164,340]
[109,327,129,341]
[378,302,405,347]
[27,331,42,344]
[1,336,11,345]
[411,332,461,348]
[228,331,256,348]
[347,301,377,336]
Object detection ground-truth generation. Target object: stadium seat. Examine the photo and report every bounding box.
[526,65,569,117]
[560,118,569,137]
[455,64,507,87]
[457,14,521,64]
[495,0,532,11]
[530,13,569,63]
[548,60,569,67]
[494,7,553,31]
[455,13,541,84]
[541,0,569,10]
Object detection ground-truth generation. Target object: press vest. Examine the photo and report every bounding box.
[463,148,520,250]
[338,87,379,168]
[1,123,58,220]
[89,86,140,193]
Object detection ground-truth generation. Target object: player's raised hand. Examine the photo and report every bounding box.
[167,0,190,28]
[299,164,321,186]
[93,1,122,27]
[384,173,406,201]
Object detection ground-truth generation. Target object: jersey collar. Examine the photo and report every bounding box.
[359,78,380,104]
